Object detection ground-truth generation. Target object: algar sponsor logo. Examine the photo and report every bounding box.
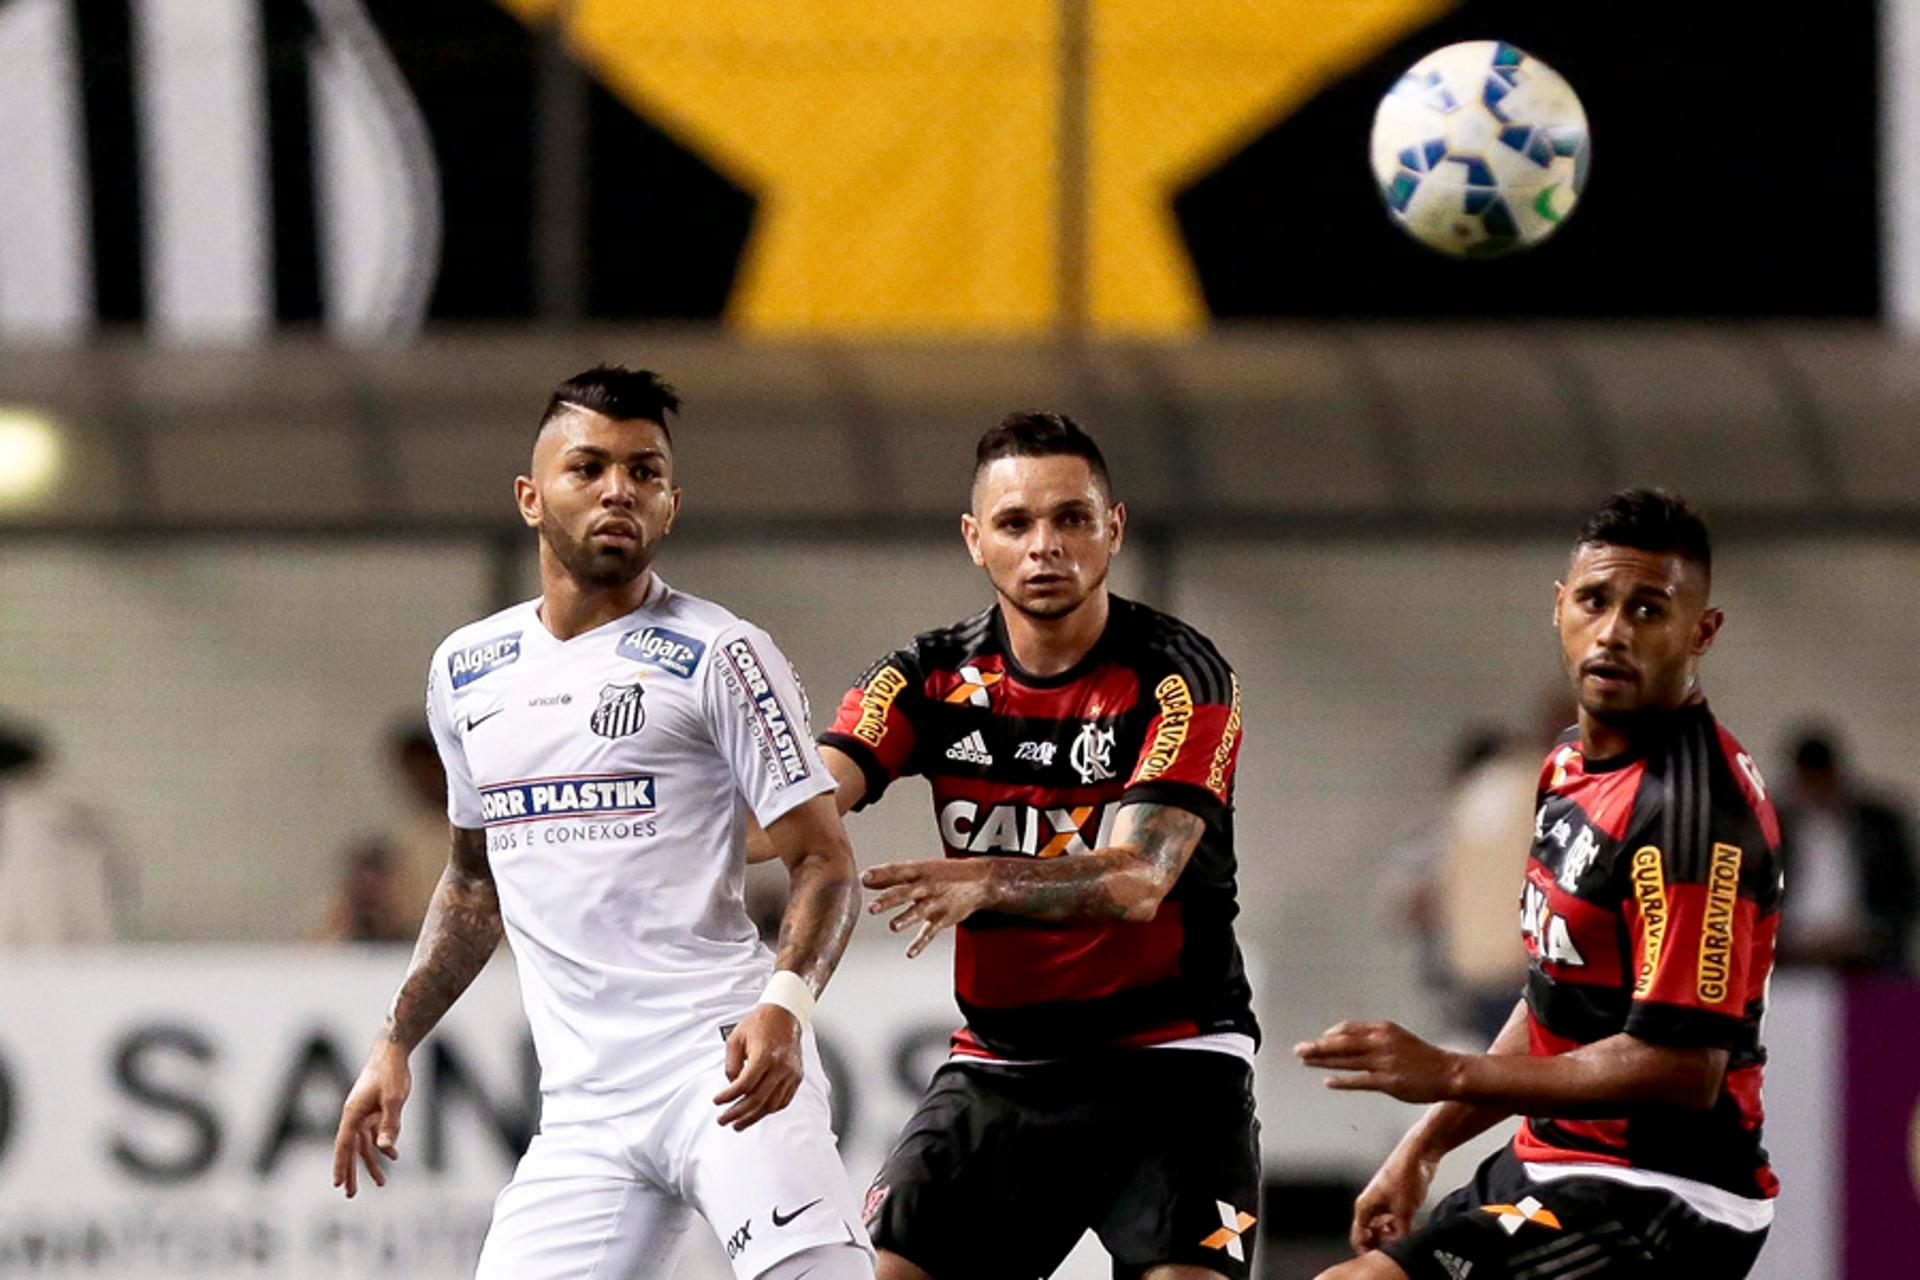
[1697,843,1742,1004]
[619,626,706,678]
[1629,845,1669,998]
[449,633,522,689]
[854,665,909,747]
[480,774,656,824]
[1133,674,1194,782]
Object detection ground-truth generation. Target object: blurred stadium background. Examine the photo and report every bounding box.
[1,1,1916,1277]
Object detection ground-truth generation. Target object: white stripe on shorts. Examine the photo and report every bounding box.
[1521,1161,1775,1233]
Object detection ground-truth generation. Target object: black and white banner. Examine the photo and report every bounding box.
[0,946,973,1280]
[0,0,435,344]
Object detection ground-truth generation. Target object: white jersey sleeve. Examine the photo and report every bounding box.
[426,655,485,829]
[701,623,836,828]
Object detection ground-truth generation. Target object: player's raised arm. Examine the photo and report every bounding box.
[332,824,501,1197]
[861,800,1206,957]
[863,648,1241,956]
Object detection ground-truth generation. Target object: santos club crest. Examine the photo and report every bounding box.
[591,683,646,739]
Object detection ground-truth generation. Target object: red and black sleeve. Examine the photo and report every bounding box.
[819,648,923,810]
[1119,628,1243,829]
[1621,719,1781,1050]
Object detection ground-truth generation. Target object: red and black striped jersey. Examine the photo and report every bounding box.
[819,595,1258,1060]
[1514,703,1783,1199]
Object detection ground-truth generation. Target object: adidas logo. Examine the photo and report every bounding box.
[1434,1251,1472,1280]
[945,731,993,765]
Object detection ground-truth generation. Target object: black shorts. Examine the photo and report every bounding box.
[862,1051,1261,1280]
[1382,1148,1769,1280]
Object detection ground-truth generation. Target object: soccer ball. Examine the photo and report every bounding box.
[1370,41,1591,257]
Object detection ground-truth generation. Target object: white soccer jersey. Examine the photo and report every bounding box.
[425,578,836,1117]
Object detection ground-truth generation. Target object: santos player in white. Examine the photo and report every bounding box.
[331,367,875,1280]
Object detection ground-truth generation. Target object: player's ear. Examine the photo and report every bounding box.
[663,485,682,537]
[514,474,541,529]
[1692,606,1724,655]
[960,512,985,566]
[1551,580,1566,630]
[1107,499,1127,555]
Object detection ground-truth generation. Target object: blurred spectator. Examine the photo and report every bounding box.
[386,720,452,931]
[0,718,126,946]
[1389,726,1507,993]
[1776,729,1918,974]
[313,837,418,943]
[1393,693,1574,1045]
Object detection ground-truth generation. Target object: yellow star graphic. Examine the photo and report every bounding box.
[499,0,1450,333]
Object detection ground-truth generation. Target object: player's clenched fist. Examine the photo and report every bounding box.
[862,859,994,958]
[713,1003,804,1131]
[1348,1152,1436,1254]
[332,1040,411,1197]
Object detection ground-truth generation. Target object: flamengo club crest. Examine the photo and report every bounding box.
[590,682,646,739]
[1070,720,1116,784]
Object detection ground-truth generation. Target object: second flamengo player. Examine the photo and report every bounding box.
[817,414,1263,1280]
[331,367,875,1280]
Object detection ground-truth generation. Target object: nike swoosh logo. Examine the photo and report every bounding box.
[770,1199,823,1228]
[464,707,505,732]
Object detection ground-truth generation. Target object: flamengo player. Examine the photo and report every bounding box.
[330,367,875,1280]
[1297,490,1782,1280]
[816,414,1261,1280]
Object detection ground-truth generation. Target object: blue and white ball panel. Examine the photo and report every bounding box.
[1370,40,1590,256]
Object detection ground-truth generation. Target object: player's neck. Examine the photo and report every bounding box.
[999,588,1109,677]
[539,567,658,641]
[1578,689,1706,761]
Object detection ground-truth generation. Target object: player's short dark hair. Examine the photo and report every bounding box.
[0,720,42,778]
[974,412,1112,500]
[1791,730,1840,773]
[389,719,436,757]
[1576,488,1711,575]
[538,365,681,444]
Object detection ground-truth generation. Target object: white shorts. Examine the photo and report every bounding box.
[476,1032,873,1280]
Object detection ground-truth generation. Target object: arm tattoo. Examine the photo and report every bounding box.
[984,802,1206,923]
[775,856,859,997]
[384,826,502,1051]
[772,803,861,997]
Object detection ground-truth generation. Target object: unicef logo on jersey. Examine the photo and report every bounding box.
[590,682,647,739]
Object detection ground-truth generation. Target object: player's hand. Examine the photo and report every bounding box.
[861,858,993,958]
[1348,1151,1436,1253]
[1293,1020,1464,1104]
[714,1003,804,1131]
[332,1040,411,1198]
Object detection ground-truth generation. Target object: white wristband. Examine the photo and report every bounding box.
[759,970,816,1028]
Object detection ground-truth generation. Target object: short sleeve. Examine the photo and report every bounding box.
[818,649,922,810]
[703,624,837,828]
[1621,752,1775,1049]
[426,656,484,829]
[1120,641,1243,828]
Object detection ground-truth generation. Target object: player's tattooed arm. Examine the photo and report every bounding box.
[762,793,861,996]
[383,826,502,1052]
[334,826,500,1196]
[712,795,859,1130]
[986,801,1203,922]
[862,801,1204,957]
